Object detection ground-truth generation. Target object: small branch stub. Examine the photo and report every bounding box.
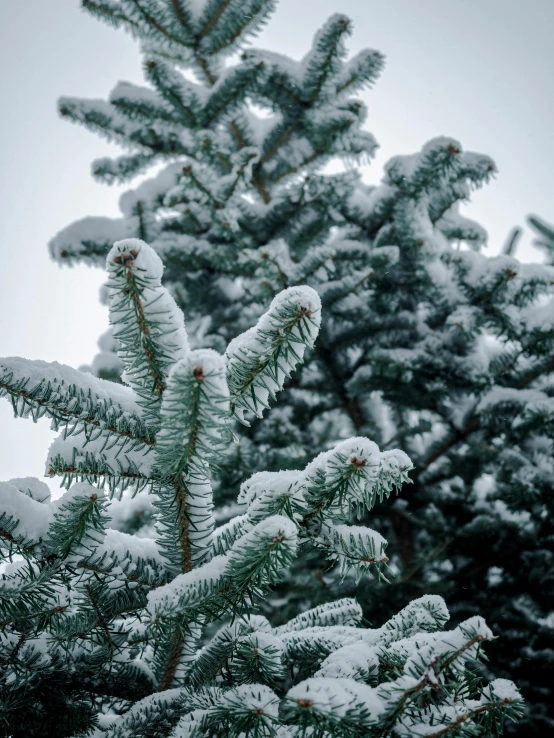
[113,248,138,268]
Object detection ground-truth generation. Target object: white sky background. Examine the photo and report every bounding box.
[0,0,553,492]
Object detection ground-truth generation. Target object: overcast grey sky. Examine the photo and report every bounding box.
[1,0,553,490]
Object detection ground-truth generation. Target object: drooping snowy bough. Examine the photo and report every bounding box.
[0,240,521,736]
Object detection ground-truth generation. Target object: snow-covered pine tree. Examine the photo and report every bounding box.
[0,239,521,736]
[49,1,554,732]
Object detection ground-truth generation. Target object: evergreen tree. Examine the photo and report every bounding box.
[49,1,554,733]
[0,239,522,736]
[528,214,554,262]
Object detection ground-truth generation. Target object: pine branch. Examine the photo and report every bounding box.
[170,0,195,37]
[130,0,187,47]
[106,239,189,422]
[226,286,321,422]
[197,0,232,40]
[0,359,154,446]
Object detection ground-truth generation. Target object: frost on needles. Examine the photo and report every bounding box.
[48,2,554,730]
[0,239,521,737]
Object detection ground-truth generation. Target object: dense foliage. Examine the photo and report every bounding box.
[0,240,522,736]
[46,0,554,733]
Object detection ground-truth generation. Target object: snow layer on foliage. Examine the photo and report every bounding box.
[228,514,297,571]
[317,642,378,680]
[232,436,413,583]
[517,296,554,332]
[226,285,321,421]
[49,483,106,561]
[102,688,183,735]
[275,598,363,634]
[94,528,164,566]
[108,238,164,280]
[239,629,283,654]
[380,615,494,698]
[379,449,413,481]
[303,437,412,512]
[172,711,207,738]
[49,215,133,261]
[7,477,51,501]
[109,80,160,106]
[212,514,249,556]
[238,470,303,507]
[106,240,190,388]
[347,181,395,219]
[238,469,305,523]
[0,480,52,543]
[235,514,296,543]
[304,437,380,477]
[456,249,554,292]
[385,137,462,187]
[156,348,230,472]
[381,595,449,643]
[438,207,488,246]
[46,432,155,478]
[148,515,296,615]
[412,616,492,670]
[182,472,215,567]
[282,595,450,666]
[477,386,548,413]
[154,348,231,565]
[106,488,155,531]
[376,632,438,664]
[380,445,411,465]
[287,677,384,722]
[51,480,103,509]
[282,625,364,654]
[217,683,279,718]
[0,357,143,418]
[473,476,532,529]
[245,108,283,148]
[119,163,184,217]
[395,678,521,737]
[323,523,387,561]
[486,678,522,701]
[243,47,304,85]
[185,0,212,22]
[147,554,227,613]
[1,630,55,677]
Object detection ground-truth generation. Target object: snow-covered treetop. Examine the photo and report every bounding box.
[51,4,383,268]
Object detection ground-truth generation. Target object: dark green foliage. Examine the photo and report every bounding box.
[46,0,553,733]
[0,238,521,737]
